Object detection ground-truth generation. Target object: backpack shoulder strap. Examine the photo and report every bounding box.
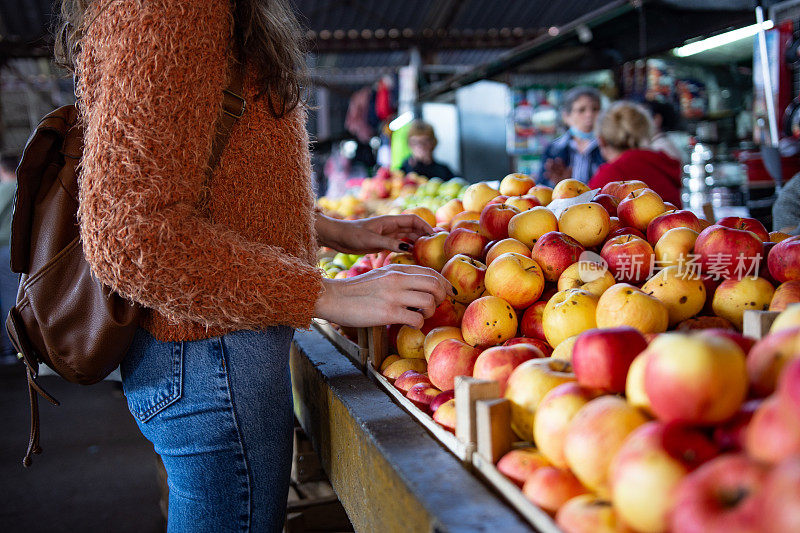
[208,61,245,174]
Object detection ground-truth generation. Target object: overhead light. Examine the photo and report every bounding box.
[389,111,414,131]
[672,20,774,57]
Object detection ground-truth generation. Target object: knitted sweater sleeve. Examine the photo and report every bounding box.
[76,0,322,330]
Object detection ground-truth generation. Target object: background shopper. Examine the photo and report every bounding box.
[400,119,455,180]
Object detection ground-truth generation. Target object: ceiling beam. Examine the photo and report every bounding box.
[307,29,541,53]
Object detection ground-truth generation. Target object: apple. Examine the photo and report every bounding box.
[505,195,541,212]
[608,216,624,235]
[712,276,775,330]
[642,265,706,326]
[430,389,455,413]
[601,179,648,201]
[557,261,616,298]
[669,454,766,533]
[745,394,800,465]
[610,422,719,533]
[379,354,400,372]
[779,357,800,417]
[646,209,703,245]
[771,280,800,311]
[406,383,442,412]
[572,327,648,393]
[762,456,800,533]
[421,296,466,334]
[472,343,542,394]
[486,195,510,206]
[592,193,620,217]
[558,202,612,248]
[462,182,500,212]
[531,231,585,283]
[717,216,769,242]
[600,235,655,285]
[596,283,669,334]
[503,336,552,356]
[450,210,481,226]
[528,185,554,206]
[508,206,559,248]
[542,289,599,348]
[695,328,756,355]
[747,326,800,397]
[694,225,764,280]
[403,206,436,227]
[461,295,518,347]
[505,358,575,441]
[606,226,647,241]
[427,338,482,391]
[552,178,590,200]
[644,332,748,424]
[500,173,536,196]
[423,326,464,361]
[385,251,416,265]
[533,382,601,468]
[496,448,549,488]
[432,398,456,432]
[381,358,427,381]
[479,203,520,241]
[654,227,699,269]
[443,227,489,260]
[552,335,579,362]
[396,325,426,359]
[520,301,547,340]
[625,353,651,415]
[484,238,530,265]
[771,303,800,333]
[523,466,589,515]
[435,198,464,228]
[617,188,667,232]
[450,219,483,234]
[712,399,761,452]
[768,236,800,283]
[556,495,633,533]
[485,253,545,309]
[676,315,736,331]
[769,231,792,242]
[394,370,432,393]
[412,231,449,271]
[563,396,648,497]
[441,254,486,305]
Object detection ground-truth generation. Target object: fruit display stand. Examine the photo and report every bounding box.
[311,319,369,370]
[289,327,533,532]
[742,309,780,339]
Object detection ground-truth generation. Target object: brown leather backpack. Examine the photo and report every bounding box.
[7,68,245,466]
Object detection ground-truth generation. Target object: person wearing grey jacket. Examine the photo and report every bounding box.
[773,172,800,235]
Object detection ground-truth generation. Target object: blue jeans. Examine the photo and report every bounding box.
[120,327,295,533]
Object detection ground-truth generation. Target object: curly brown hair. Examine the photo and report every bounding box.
[53,0,308,117]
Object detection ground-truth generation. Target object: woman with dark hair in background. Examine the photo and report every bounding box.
[58,1,450,530]
[539,86,605,186]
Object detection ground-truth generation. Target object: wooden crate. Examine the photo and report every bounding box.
[743,309,780,340]
[312,320,368,370]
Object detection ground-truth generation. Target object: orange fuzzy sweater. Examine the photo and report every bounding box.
[76,0,323,341]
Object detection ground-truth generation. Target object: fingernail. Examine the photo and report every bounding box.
[399,242,411,252]
[452,287,458,295]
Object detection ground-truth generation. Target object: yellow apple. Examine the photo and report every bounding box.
[485,252,545,309]
[508,206,559,248]
[542,289,599,347]
[528,185,554,206]
[534,382,600,468]
[462,182,500,212]
[654,227,699,268]
[596,283,669,334]
[625,353,652,415]
[500,173,536,196]
[382,358,428,381]
[403,206,436,227]
[552,179,591,200]
[461,295,518,347]
[642,265,706,326]
[558,202,611,247]
[485,238,530,265]
[552,335,580,362]
[712,276,775,330]
[556,495,634,533]
[771,303,800,333]
[435,198,464,229]
[558,261,616,298]
[505,358,575,441]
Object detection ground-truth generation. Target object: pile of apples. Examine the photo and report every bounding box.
[370,173,800,532]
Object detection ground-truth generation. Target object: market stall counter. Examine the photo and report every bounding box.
[290,327,532,532]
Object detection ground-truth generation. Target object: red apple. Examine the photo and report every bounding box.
[600,234,655,284]
[427,339,482,391]
[745,393,800,465]
[592,193,620,217]
[473,344,542,394]
[601,179,648,201]
[523,466,589,514]
[432,398,456,432]
[572,327,648,393]
[430,389,455,413]
[669,454,767,533]
[712,399,761,452]
[646,209,703,244]
[461,295,518,347]
[762,456,800,533]
[556,495,633,533]
[441,254,487,305]
[770,280,800,311]
[484,252,545,309]
[694,225,764,280]
[779,357,800,418]
[696,328,756,355]
[394,371,432,394]
[413,231,450,271]
[606,226,647,241]
[531,231,585,283]
[486,194,509,206]
[496,448,549,488]
[421,296,467,335]
[520,301,548,340]
[608,216,624,234]
[746,326,800,397]
[768,236,800,283]
[717,216,769,242]
[617,188,667,232]
[405,382,443,412]
[503,336,552,356]
[444,227,489,260]
[534,382,601,468]
[505,194,541,212]
[479,203,520,241]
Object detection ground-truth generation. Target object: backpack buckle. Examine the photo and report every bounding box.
[222,90,246,119]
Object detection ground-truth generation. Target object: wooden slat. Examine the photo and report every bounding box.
[455,376,500,447]
[475,398,515,464]
[743,310,780,340]
[368,325,388,370]
[312,320,364,370]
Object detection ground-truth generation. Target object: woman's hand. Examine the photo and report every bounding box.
[316,213,434,255]
[314,264,454,329]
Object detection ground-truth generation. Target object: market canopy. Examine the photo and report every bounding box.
[0,0,781,91]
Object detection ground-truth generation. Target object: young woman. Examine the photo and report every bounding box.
[588,101,682,206]
[539,86,604,186]
[57,1,450,531]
